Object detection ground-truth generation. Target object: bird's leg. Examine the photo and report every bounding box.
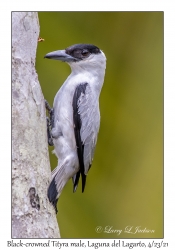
[45,100,54,129]
[45,100,54,146]
[46,117,54,146]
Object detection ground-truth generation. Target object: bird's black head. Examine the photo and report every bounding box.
[44,43,101,63]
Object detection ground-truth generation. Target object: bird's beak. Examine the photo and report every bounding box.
[44,50,76,62]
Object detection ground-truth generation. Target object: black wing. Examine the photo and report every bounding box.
[72,82,88,193]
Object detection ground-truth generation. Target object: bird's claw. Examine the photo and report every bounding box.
[45,100,54,146]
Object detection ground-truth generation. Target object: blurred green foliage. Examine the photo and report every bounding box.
[36,12,163,238]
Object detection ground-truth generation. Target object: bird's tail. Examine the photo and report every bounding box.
[47,165,65,213]
[47,176,59,213]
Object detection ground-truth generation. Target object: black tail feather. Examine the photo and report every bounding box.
[48,177,59,213]
[52,198,58,214]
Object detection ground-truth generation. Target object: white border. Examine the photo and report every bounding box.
[1,0,175,248]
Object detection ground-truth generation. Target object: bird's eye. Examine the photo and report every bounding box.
[81,49,90,57]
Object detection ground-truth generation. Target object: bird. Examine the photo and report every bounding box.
[44,43,106,213]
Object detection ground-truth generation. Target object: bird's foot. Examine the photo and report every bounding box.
[46,117,54,146]
[45,100,54,146]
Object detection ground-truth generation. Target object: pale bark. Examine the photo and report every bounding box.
[12,12,60,238]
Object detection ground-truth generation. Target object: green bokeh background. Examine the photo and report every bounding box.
[36,12,163,238]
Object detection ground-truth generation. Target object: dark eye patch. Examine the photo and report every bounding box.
[71,49,90,60]
[72,49,83,59]
[81,49,90,57]
[65,44,101,61]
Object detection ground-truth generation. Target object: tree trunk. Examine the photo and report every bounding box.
[12,12,60,238]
